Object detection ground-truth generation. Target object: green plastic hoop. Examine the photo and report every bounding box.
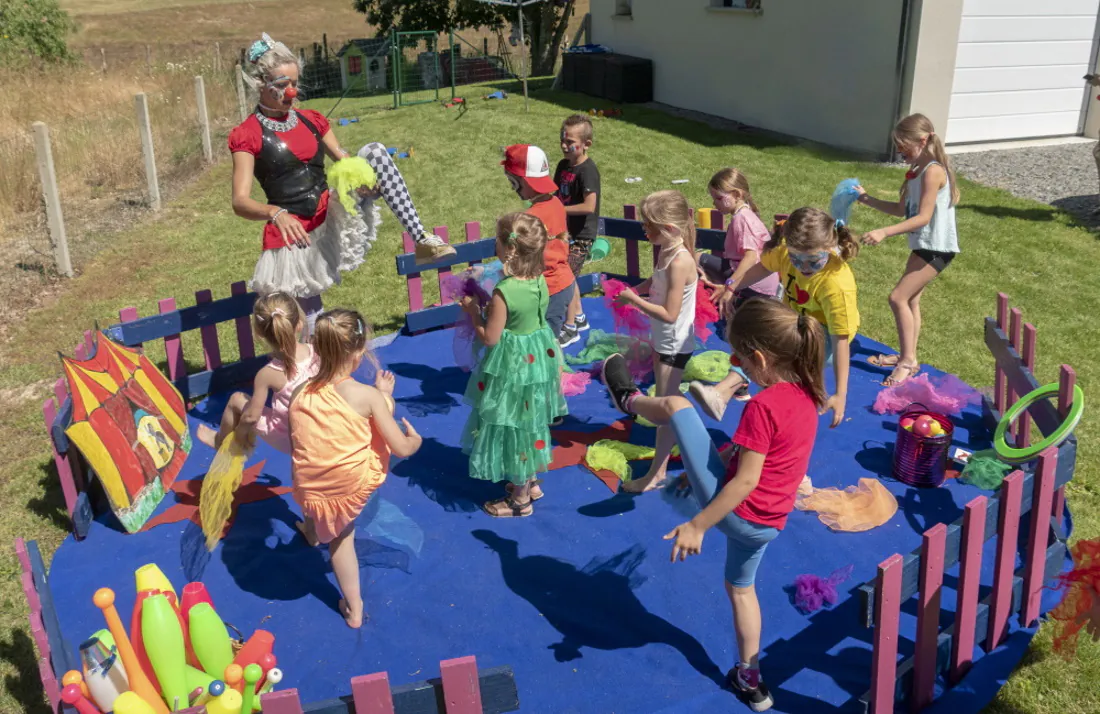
[993,383,1084,464]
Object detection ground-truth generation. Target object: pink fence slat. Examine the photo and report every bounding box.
[74,343,87,360]
[950,496,988,684]
[870,554,904,714]
[53,378,67,404]
[231,282,255,360]
[159,298,185,382]
[987,470,1024,651]
[1018,324,1036,447]
[440,656,483,714]
[119,307,138,324]
[1053,365,1076,529]
[39,657,60,713]
[435,226,454,306]
[43,398,78,520]
[994,293,1009,413]
[83,329,94,354]
[195,289,222,370]
[1007,308,1022,442]
[28,608,50,664]
[1022,448,1058,626]
[912,523,947,712]
[465,222,483,265]
[259,688,304,714]
[624,205,640,278]
[403,231,424,314]
[351,672,396,714]
[15,537,31,575]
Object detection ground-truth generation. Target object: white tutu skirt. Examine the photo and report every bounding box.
[250,196,382,299]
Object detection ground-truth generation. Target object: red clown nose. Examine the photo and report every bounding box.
[284,86,298,100]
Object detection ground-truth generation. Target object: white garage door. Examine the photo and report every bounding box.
[947,0,1099,144]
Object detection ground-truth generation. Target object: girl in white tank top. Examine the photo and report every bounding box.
[612,190,698,494]
[853,113,960,388]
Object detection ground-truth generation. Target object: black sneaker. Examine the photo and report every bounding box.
[575,313,590,332]
[727,666,774,712]
[600,353,640,414]
[558,324,580,348]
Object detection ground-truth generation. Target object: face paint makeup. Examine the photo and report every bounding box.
[788,250,831,276]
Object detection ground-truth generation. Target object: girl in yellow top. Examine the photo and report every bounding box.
[696,207,859,428]
[288,308,423,628]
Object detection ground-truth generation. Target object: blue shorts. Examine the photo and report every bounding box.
[546,281,575,336]
[669,407,779,588]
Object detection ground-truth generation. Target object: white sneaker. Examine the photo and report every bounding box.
[689,381,727,421]
[414,233,457,264]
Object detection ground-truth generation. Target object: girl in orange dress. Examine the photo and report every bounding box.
[288,308,423,628]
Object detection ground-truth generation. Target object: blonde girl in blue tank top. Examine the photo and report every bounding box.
[853,113,960,387]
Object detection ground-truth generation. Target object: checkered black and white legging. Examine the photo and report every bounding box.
[357,142,430,241]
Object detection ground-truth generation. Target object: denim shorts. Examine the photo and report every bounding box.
[669,407,780,588]
[546,281,575,336]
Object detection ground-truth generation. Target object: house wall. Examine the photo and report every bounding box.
[591,0,907,155]
[900,0,963,135]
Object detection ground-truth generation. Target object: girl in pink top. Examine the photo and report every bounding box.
[197,292,320,453]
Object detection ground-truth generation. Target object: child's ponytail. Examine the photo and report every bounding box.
[253,292,304,379]
[793,313,828,408]
[835,223,860,263]
[310,308,378,391]
[893,113,960,207]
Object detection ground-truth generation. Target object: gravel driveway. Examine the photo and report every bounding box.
[951,141,1099,229]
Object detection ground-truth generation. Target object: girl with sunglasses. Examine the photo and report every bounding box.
[693,207,859,429]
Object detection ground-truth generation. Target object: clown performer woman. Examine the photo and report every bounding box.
[229,33,457,331]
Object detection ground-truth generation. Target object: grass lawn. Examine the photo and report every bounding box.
[0,79,1097,713]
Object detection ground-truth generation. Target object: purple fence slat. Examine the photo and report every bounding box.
[1022,448,1058,626]
[994,294,1008,414]
[987,470,1023,651]
[159,298,185,382]
[1007,307,1022,442]
[351,672,396,714]
[42,398,77,521]
[912,523,947,711]
[950,496,987,684]
[466,222,483,266]
[231,282,255,360]
[870,554,903,714]
[1054,366,1077,528]
[195,289,222,370]
[403,231,424,314]
[624,205,639,278]
[440,656,483,714]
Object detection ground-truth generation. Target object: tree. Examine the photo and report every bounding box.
[0,0,76,65]
[352,0,576,77]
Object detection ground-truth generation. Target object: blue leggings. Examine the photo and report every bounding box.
[669,407,779,587]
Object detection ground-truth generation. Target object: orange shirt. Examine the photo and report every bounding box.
[526,196,572,294]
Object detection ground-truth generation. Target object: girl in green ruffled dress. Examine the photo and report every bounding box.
[460,212,569,517]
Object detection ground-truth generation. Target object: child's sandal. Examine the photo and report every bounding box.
[506,479,544,501]
[882,363,920,387]
[483,495,533,518]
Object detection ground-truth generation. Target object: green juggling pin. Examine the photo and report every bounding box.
[240,664,263,714]
[188,602,234,679]
[141,593,189,708]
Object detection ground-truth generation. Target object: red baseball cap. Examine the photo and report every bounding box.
[502,144,558,195]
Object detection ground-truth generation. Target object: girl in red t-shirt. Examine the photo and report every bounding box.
[601,298,826,712]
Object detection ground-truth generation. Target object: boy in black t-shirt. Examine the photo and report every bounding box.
[554,114,601,348]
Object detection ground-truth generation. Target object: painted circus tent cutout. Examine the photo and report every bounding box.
[61,331,191,533]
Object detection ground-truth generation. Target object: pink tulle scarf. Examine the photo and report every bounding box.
[872,372,982,416]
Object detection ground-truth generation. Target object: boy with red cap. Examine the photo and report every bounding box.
[502,144,575,342]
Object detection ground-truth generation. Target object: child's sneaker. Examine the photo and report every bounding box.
[558,324,580,348]
[728,665,774,712]
[733,382,752,402]
[414,233,457,264]
[601,354,640,414]
[575,313,590,332]
[688,381,727,421]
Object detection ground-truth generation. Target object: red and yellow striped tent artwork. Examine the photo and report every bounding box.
[62,331,192,533]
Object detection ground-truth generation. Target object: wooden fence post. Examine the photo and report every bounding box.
[31,122,73,277]
[214,42,222,73]
[194,76,213,163]
[134,93,161,212]
[100,47,107,72]
[145,44,152,74]
[236,64,249,123]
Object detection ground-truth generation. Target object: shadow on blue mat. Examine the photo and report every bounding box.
[472,529,726,685]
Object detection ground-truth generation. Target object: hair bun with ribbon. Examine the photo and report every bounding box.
[248,33,275,64]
